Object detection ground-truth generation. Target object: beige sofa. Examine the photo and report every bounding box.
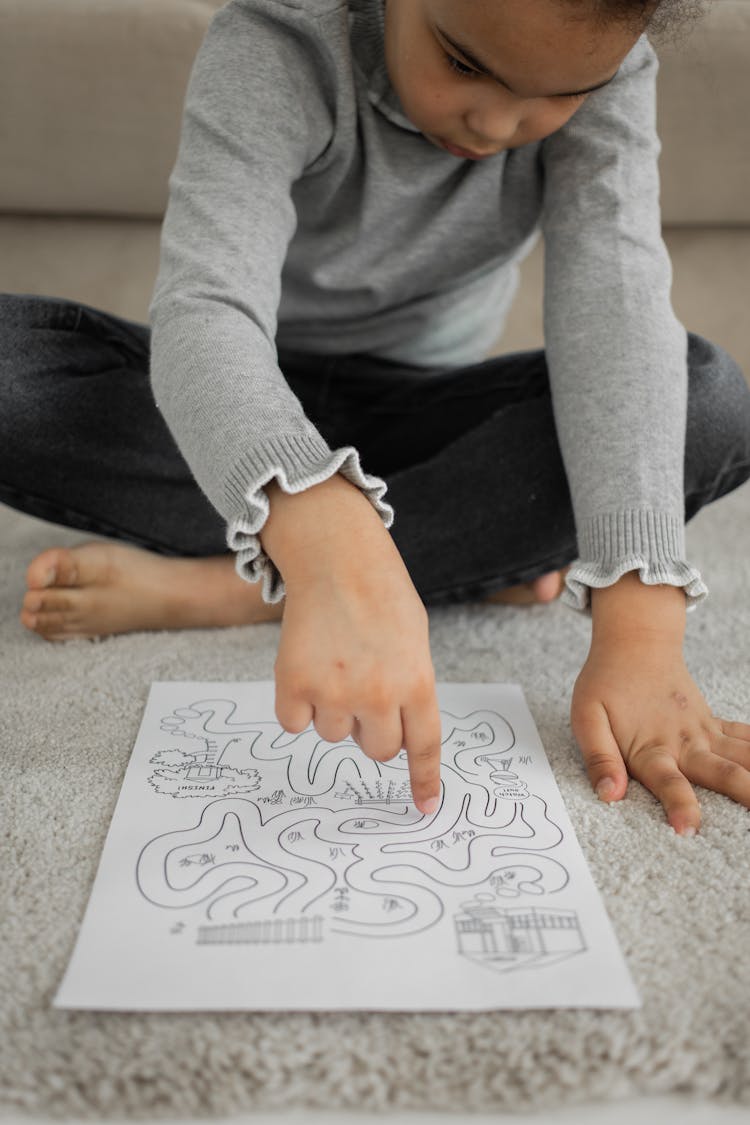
[0,0,748,376]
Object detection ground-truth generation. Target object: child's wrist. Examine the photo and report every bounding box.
[259,472,390,583]
[590,569,686,647]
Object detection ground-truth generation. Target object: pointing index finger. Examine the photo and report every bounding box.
[401,701,443,816]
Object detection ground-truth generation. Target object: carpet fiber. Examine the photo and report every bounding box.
[2,484,749,1119]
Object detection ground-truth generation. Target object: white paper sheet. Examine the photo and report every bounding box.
[54,681,640,1011]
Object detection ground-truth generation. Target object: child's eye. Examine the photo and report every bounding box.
[443,51,478,80]
[443,49,588,104]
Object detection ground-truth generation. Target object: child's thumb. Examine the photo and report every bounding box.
[571,701,628,802]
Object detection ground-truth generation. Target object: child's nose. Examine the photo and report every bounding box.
[464,97,521,147]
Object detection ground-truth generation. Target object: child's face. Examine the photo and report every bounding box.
[383,0,643,159]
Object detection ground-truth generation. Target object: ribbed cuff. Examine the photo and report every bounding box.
[561,509,709,614]
[224,433,394,604]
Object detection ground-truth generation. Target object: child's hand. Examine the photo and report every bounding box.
[275,561,443,815]
[260,474,443,815]
[570,573,750,835]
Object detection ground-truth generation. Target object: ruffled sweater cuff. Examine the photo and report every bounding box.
[223,432,393,604]
[561,509,708,614]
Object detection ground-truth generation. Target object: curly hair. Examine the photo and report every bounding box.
[562,0,710,44]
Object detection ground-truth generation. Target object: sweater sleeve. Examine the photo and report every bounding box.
[540,34,708,615]
[147,0,393,605]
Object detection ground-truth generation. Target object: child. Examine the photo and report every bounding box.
[2,0,750,830]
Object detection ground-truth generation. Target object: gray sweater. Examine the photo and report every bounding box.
[148,0,707,612]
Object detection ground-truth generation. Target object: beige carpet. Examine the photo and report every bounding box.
[1,483,749,1118]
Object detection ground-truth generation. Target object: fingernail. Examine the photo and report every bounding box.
[422,796,440,816]
[42,567,57,587]
[680,826,697,837]
[596,778,616,800]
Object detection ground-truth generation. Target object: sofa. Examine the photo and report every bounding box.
[0,0,748,377]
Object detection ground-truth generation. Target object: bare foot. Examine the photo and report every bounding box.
[20,541,284,642]
[482,567,570,607]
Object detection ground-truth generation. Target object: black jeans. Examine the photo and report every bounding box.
[1,292,749,606]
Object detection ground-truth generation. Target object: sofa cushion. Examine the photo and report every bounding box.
[657,0,750,223]
[0,0,223,216]
[0,0,747,222]
[1,215,748,380]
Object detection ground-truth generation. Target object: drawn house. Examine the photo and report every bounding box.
[184,763,229,782]
[183,738,232,781]
[455,904,585,972]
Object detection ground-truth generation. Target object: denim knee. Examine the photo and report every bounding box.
[0,293,60,453]
[0,294,41,469]
[685,332,750,517]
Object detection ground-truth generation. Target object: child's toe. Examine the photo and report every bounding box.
[23,588,75,615]
[26,546,78,590]
[23,607,77,638]
[532,572,563,602]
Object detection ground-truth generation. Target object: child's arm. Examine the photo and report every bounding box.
[570,572,750,834]
[259,472,443,815]
[536,35,750,823]
[148,1,393,607]
[540,33,706,615]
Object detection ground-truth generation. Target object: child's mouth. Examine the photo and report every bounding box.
[431,135,495,160]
